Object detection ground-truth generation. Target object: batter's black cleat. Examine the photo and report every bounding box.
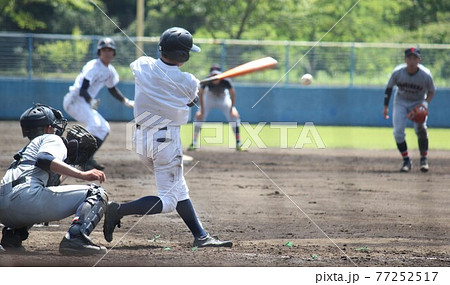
[59,235,106,256]
[103,202,123,242]
[400,158,412,172]
[193,234,233,248]
[420,157,429,172]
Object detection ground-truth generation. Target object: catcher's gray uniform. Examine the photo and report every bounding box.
[1,104,108,255]
[0,135,88,228]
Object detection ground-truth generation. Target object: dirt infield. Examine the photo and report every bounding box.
[0,122,449,267]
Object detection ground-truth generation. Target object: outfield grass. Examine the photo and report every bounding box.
[180,123,450,150]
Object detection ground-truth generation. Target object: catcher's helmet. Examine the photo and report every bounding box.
[20,104,67,140]
[97,37,116,56]
[159,27,200,63]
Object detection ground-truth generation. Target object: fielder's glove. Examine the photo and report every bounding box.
[65,124,98,165]
[124,98,134,108]
[408,104,428,124]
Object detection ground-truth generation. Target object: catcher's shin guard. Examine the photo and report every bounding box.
[68,184,108,238]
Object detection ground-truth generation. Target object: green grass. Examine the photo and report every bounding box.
[180,123,450,150]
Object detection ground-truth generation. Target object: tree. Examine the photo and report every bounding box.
[0,0,92,32]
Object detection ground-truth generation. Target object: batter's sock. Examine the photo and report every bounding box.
[176,199,207,238]
[118,196,163,216]
[396,141,409,160]
[418,138,428,157]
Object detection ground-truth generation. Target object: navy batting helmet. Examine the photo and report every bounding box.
[20,104,67,140]
[159,27,200,63]
[97,37,116,56]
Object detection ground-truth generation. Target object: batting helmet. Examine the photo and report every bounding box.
[20,104,68,140]
[97,37,116,56]
[159,27,200,63]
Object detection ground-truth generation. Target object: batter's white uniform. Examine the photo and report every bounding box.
[0,134,89,228]
[63,58,119,140]
[130,56,198,213]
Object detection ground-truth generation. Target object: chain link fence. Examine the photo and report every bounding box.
[1,32,449,87]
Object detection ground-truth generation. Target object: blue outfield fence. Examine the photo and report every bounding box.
[1,78,449,128]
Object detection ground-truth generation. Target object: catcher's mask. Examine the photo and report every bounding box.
[97,37,116,56]
[20,103,67,140]
[158,27,200,63]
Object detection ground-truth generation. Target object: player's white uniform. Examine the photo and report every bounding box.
[200,79,238,122]
[0,134,89,228]
[63,58,119,141]
[130,56,198,213]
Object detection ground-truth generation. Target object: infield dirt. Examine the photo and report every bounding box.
[0,122,449,266]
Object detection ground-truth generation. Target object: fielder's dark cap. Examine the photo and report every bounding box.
[405,47,421,58]
[210,64,222,73]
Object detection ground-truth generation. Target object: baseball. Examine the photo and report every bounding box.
[301,73,313,85]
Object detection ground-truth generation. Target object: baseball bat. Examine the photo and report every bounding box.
[200,56,278,84]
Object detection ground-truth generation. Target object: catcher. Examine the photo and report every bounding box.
[0,104,108,255]
[383,47,436,172]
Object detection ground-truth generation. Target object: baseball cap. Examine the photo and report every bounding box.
[405,47,421,58]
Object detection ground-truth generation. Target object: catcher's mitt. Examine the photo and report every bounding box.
[408,104,428,124]
[66,124,97,165]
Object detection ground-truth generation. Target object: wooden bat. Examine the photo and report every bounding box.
[200,56,278,84]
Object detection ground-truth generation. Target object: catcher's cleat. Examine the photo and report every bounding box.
[59,236,106,256]
[0,245,4,253]
[193,234,233,248]
[103,202,123,242]
[420,157,429,172]
[400,158,412,172]
[187,144,196,151]
[1,227,27,252]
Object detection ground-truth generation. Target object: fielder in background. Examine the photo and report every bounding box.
[63,37,134,171]
[383,47,436,172]
[189,65,244,151]
[0,104,108,255]
[103,27,232,248]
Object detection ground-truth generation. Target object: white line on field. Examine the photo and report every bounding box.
[252,161,359,267]
[93,160,200,267]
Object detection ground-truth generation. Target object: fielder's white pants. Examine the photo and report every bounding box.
[63,92,110,140]
[134,126,190,213]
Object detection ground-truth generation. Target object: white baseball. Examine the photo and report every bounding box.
[301,73,313,85]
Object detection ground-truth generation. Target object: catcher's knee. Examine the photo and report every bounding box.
[70,184,108,237]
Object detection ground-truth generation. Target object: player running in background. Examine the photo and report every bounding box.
[188,65,244,151]
[63,37,134,171]
[103,27,232,248]
[383,47,436,172]
[0,104,108,255]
